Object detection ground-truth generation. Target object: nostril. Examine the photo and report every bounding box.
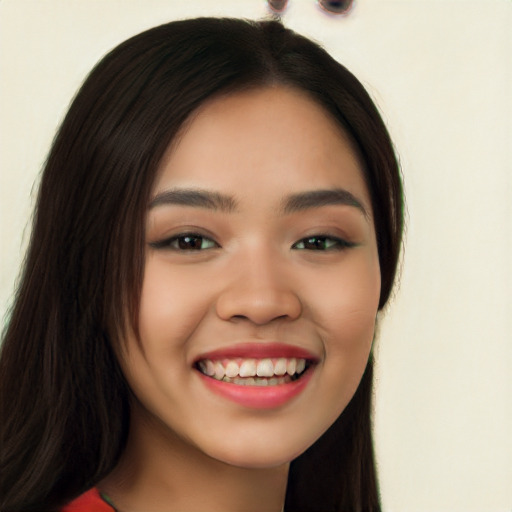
[230,313,293,323]
[216,283,302,325]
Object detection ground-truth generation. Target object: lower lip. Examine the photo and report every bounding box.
[197,369,314,409]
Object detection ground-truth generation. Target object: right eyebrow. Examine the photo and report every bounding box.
[148,188,238,212]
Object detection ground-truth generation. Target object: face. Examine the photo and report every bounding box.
[119,87,381,469]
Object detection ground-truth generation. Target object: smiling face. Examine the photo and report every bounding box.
[118,86,381,469]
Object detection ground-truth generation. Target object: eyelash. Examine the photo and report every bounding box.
[150,233,354,252]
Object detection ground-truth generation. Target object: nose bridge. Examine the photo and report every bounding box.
[215,244,302,325]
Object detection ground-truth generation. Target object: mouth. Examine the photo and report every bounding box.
[195,357,312,386]
[193,343,318,409]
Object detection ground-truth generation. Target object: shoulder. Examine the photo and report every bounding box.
[61,488,115,512]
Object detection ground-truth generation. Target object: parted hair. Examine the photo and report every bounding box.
[0,17,403,512]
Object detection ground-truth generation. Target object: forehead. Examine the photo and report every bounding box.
[154,86,371,215]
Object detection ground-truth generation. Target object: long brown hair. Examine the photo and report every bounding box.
[0,18,403,512]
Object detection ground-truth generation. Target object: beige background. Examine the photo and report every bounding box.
[1,1,511,510]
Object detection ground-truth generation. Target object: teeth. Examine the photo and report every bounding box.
[286,358,297,376]
[214,361,225,380]
[197,356,309,384]
[239,359,257,377]
[225,361,239,378]
[234,376,291,386]
[274,358,287,376]
[256,359,274,377]
[205,360,215,376]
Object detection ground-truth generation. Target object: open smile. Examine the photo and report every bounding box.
[193,343,319,408]
[196,357,310,385]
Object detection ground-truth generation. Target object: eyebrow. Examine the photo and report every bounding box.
[282,189,368,218]
[149,188,238,212]
[149,187,368,218]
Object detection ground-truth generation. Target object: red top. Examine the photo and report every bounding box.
[61,488,115,512]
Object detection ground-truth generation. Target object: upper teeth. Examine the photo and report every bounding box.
[198,358,307,380]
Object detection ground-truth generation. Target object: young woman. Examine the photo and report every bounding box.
[0,17,403,512]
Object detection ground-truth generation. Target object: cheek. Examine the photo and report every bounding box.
[308,254,380,406]
[118,259,211,420]
[313,255,380,350]
[137,258,212,348]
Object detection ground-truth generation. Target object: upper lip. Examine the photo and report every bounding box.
[193,342,320,363]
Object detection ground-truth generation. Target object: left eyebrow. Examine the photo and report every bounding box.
[281,189,369,219]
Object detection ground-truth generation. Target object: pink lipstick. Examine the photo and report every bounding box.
[194,343,318,409]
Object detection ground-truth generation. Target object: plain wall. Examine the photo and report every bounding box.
[1,1,511,510]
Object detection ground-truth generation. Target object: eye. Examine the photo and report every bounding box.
[292,235,353,251]
[150,233,219,251]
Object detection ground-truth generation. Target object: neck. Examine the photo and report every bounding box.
[100,405,288,512]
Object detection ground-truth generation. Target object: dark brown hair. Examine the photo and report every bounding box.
[0,18,403,512]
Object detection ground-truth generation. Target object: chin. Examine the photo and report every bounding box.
[212,449,296,470]
[199,427,321,470]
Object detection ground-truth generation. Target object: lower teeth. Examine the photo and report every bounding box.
[220,375,292,386]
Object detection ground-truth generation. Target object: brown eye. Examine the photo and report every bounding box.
[293,236,352,251]
[150,233,218,251]
[175,235,207,250]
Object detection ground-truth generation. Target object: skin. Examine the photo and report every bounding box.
[101,86,381,512]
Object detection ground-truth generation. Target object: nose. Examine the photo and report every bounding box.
[215,253,302,325]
